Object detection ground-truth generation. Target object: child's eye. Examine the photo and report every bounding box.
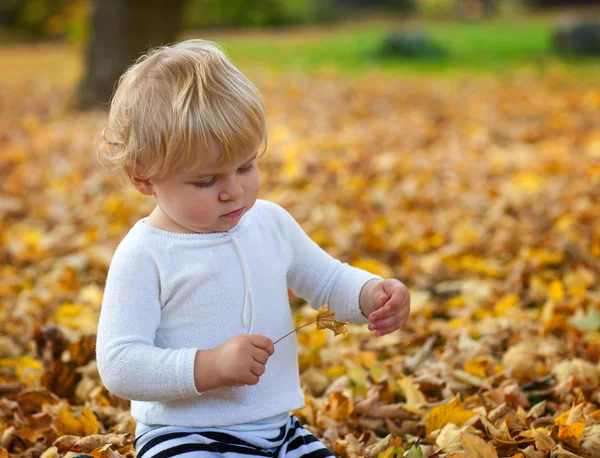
[192,178,216,188]
[238,163,255,173]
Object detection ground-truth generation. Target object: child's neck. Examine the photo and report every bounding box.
[146,206,197,234]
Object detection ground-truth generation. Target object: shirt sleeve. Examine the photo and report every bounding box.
[276,204,382,324]
[96,241,202,402]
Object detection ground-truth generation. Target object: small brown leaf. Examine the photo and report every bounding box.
[534,429,556,453]
[315,305,348,336]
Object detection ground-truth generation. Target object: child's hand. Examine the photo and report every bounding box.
[362,279,410,336]
[215,334,275,387]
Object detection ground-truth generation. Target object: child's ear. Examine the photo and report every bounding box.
[124,166,155,196]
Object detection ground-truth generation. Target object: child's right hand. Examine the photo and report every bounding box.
[215,334,274,387]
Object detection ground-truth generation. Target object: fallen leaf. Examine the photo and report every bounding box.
[435,423,463,453]
[425,394,477,436]
[460,433,498,458]
[534,428,556,453]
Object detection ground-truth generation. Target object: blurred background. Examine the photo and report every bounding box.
[1,2,600,457]
[1,0,600,107]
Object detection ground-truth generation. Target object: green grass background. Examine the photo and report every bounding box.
[187,14,600,76]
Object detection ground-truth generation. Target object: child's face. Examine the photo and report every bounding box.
[146,143,260,234]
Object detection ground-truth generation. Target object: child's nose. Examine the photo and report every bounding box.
[219,176,244,201]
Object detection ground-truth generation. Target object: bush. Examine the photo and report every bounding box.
[0,0,90,42]
[377,29,447,58]
[554,19,600,56]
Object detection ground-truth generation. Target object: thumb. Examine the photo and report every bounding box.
[376,292,389,310]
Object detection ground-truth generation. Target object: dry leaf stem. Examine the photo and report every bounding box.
[273,320,317,345]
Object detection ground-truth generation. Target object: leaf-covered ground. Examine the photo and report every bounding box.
[1,44,600,458]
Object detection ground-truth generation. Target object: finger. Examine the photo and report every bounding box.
[250,335,275,355]
[374,293,389,311]
[371,312,409,335]
[253,349,269,365]
[244,374,260,386]
[371,287,409,320]
[250,362,266,378]
[369,313,402,331]
[369,302,396,321]
[382,279,405,295]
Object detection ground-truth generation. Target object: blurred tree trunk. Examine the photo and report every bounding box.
[78,0,186,110]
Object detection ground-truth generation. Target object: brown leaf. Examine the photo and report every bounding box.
[315,305,348,336]
[459,433,498,458]
[534,429,556,453]
[53,434,131,454]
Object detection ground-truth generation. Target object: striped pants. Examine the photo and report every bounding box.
[133,415,334,458]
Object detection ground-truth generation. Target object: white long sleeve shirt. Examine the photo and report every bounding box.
[96,199,380,428]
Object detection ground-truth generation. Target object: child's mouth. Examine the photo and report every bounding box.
[222,208,244,218]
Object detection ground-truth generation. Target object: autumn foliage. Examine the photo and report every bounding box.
[1,45,600,458]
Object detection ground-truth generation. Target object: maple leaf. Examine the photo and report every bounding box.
[274,305,347,344]
[315,305,348,336]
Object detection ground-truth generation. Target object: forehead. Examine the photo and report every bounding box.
[183,138,256,177]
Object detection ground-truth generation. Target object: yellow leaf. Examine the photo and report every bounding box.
[494,294,519,316]
[511,171,543,192]
[348,365,368,397]
[369,364,389,384]
[0,356,43,380]
[556,403,585,448]
[55,408,99,437]
[451,222,480,248]
[377,446,404,458]
[56,410,83,436]
[397,376,426,415]
[54,302,99,333]
[460,433,498,458]
[350,351,378,368]
[297,330,327,351]
[364,224,386,251]
[351,258,393,278]
[464,357,494,378]
[324,391,354,421]
[315,305,348,336]
[323,364,346,379]
[80,408,100,436]
[548,279,565,302]
[425,394,477,436]
[446,296,466,309]
[89,444,118,458]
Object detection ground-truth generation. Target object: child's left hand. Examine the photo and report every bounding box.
[361,279,410,336]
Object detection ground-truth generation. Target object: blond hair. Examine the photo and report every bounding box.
[96,39,268,180]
